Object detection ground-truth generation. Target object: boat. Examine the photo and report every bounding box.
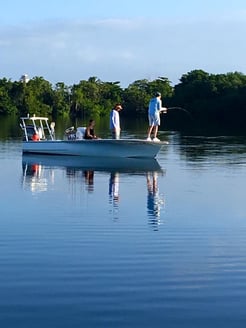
[20,116,167,158]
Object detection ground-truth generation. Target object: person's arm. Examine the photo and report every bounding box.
[160,107,167,113]
[110,110,115,129]
[158,99,167,113]
[111,110,119,130]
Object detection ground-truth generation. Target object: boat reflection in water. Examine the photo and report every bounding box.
[22,159,54,193]
[22,154,162,173]
[22,154,165,226]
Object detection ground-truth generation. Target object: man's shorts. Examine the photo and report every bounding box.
[148,113,160,126]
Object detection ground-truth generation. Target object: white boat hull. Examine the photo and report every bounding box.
[22,139,165,158]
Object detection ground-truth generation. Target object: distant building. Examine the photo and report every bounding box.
[20,74,30,83]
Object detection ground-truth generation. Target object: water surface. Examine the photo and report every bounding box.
[1,132,246,327]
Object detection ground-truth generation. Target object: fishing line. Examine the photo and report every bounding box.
[165,107,193,119]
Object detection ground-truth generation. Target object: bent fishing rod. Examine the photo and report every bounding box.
[162,106,193,119]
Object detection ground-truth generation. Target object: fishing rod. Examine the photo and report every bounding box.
[163,106,194,119]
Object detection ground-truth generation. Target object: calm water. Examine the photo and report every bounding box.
[1,129,246,327]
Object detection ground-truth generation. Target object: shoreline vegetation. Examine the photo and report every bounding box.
[1,69,246,130]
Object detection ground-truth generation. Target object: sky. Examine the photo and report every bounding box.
[1,0,246,87]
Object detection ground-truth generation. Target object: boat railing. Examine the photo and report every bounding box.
[20,116,55,141]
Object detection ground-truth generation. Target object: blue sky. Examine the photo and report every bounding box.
[1,0,246,86]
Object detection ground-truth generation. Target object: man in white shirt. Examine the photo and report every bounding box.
[109,103,123,139]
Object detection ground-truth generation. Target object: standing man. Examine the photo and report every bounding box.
[147,92,167,142]
[109,103,123,139]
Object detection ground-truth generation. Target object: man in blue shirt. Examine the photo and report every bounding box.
[147,92,167,142]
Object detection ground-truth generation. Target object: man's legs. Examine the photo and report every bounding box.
[153,126,158,138]
[147,125,153,139]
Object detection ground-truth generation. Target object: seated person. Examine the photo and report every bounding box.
[84,119,98,139]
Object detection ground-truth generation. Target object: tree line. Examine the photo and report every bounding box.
[1,69,246,129]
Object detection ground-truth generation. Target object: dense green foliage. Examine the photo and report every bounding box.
[172,70,246,128]
[1,70,246,128]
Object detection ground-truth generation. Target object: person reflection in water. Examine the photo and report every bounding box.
[147,172,164,230]
[109,172,119,202]
[84,170,94,192]
[109,172,120,219]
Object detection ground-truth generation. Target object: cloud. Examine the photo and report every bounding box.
[1,17,246,87]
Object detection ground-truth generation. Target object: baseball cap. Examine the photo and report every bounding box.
[155,92,161,97]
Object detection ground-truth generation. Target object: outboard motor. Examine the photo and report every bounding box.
[50,122,55,138]
[76,127,86,140]
[65,126,76,140]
